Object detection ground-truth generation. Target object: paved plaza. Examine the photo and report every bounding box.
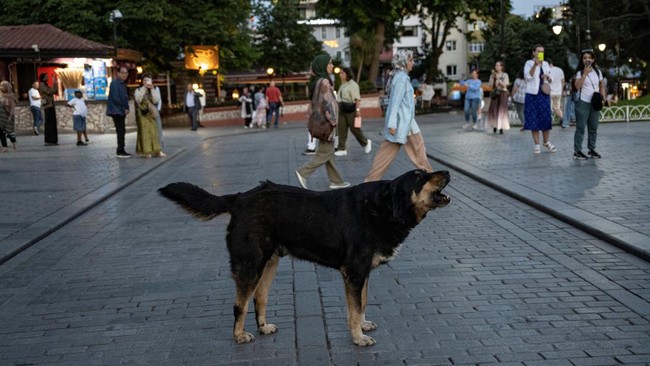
[0,113,649,365]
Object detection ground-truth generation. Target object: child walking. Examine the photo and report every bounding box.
[68,90,89,146]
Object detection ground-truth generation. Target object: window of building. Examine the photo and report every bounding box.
[401,26,418,37]
[445,40,457,51]
[446,65,457,77]
[467,21,487,31]
[345,51,350,62]
[321,27,327,39]
[336,51,342,60]
[336,27,341,38]
[468,42,485,53]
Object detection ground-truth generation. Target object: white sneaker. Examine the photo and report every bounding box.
[364,139,372,154]
[463,123,470,130]
[329,182,351,189]
[334,150,347,156]
[472,123,477,130]
[295,170,307,189]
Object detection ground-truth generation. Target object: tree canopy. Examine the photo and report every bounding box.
[0,0,258,73]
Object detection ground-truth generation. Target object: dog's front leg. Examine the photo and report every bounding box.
[344,278,376,346]
[360,278,377,332]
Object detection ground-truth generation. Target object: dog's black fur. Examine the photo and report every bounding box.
[159,169,450,346]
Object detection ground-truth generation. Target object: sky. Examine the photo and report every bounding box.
[510,0,562,17]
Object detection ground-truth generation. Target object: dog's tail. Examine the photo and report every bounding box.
[158,182,237,220]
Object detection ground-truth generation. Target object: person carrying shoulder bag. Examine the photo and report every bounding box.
[572,49,605,160]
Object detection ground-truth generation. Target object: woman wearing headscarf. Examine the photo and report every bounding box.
[39,73,59,145]
[0,81,18,151]
[134,75,164,158]
[364,50,433,182]
[295,54,350,190]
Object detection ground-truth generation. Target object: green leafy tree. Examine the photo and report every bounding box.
[0,0,258,73]
[480,12,567,81]
[316,0,414,88]
[412,0,502,83]
[253,0,323,77]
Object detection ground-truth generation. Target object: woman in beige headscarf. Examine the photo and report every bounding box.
[0,81,18,151]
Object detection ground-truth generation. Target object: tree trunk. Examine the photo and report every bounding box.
[368,21,385,89]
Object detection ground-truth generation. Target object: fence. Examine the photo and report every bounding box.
[507,102,650,126]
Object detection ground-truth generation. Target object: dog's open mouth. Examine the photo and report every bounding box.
[432,191,450,207]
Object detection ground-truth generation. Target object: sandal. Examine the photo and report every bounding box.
[543,141,556,152]
[533,145,541,154]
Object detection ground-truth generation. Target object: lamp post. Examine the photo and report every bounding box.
[584,0,591,50]
[109,9,123,57]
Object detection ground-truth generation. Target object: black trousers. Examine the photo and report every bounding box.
[111,114,127,153]
[43,107,58,144]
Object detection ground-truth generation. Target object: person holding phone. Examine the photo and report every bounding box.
[572,49,605,160]
[523,44,555,154]
[134,75,164,158]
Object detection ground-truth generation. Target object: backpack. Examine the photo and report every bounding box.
[307,79,335,141]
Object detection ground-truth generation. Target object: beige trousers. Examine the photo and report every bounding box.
[297,139,345,184]
[365,132,433,182]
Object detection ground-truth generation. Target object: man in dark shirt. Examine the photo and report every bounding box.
[106,67,131,158]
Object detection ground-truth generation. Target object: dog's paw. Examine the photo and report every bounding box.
[234,331,255,344]
[353,334,376,347]
[258,323,278,335]
[361,320,377,332]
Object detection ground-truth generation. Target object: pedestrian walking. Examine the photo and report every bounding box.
[106,66,131,158]
[39,73,59,145]
[573,49,605,160]
[548,58,565,123]
[265,81,283,128]
[562,77,577,128]
[523,44,556,154]
[487,60,510,134]
[239,87,253,128]
[295,54,350,190]
[511,70,527,128]
[364,49,433,182]
[28,81,43,135]
[67,90,89,146]
[335,67,371,156]
[252,86,267,128]
[0,80,17,151]
[183,84,202,131]
[459,70,482,130]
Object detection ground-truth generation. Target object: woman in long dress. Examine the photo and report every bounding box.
[134,76,164,158]
[39,73,59,145]
[487,61,510,134]
[523,44,556,154]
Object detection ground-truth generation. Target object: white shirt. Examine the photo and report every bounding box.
[576,69,602,103]
[523,60,552,95]
[185,92,195,108]
[68,97,87,117]
[549,66,565,95]
[28,88,41,107]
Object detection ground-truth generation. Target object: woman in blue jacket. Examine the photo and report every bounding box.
[365,50,433,182]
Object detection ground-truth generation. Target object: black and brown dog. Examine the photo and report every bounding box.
[159,169,450,346]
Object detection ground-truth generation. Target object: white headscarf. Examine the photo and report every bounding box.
[385,49,413,95]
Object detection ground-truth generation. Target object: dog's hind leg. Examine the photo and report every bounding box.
[343,275,376,347]
[360,278,377,332]
[254,255,280,336]
[233,282,257,344]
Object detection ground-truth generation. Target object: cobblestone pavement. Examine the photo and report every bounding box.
[0,115,649,365]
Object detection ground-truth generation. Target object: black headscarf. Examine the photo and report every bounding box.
[308,54,332,99]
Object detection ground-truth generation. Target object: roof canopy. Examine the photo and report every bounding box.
[0,24,115,59]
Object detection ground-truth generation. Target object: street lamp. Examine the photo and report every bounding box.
[598,43,606,52]
[552,24,563,35]
[266,67,274,82]
[109,9,123,57]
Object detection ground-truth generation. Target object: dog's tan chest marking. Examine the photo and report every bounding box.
[371,245,401,268]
